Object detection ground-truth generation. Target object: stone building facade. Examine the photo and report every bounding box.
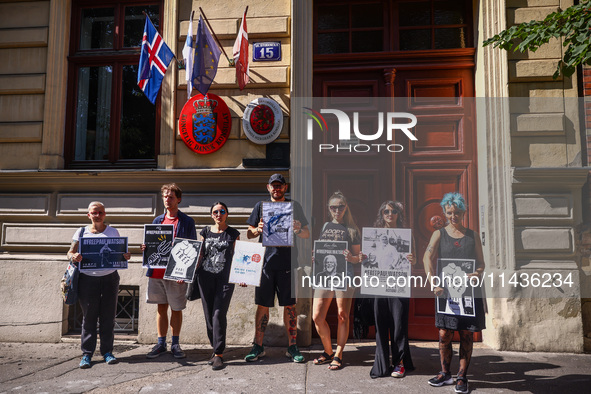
[0,0,589,353]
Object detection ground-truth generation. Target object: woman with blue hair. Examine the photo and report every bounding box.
[423,192,485,394]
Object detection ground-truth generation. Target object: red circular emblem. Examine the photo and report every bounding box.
[250,104,275,135]
[252,254,261,263]
[242,98,283,144]
[178,93,232,154]
[430,215,444,230]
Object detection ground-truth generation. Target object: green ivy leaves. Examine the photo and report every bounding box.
[483,1,591,79]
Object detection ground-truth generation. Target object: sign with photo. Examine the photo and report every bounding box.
[313,240,348,291]
[262,201,293,247]
[163,238,202,282]
[79,237,128,271]
[436,258,476,317]
[360,227,412,297]
[228,240,265,286]
[142,224,174,268]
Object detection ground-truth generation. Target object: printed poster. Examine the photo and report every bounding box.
[262,201,293,247]
[360,227,412,297]
[436,258,476,317]
[163,238,202,282]
[228,240,265,286]
[313,240,348,291]
[142,224,174,268]
[79,237,128,270]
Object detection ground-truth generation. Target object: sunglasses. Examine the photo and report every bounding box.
[383,209,398,215]
[212,209,227,215]
[329,204,346,212]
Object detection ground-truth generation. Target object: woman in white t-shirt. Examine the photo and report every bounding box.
[67,201,131,369]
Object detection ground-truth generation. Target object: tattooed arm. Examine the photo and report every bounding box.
[423,230,441,292]
[67,240,82,263]
[470,231,486,278]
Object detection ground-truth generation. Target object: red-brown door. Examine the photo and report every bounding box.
[312,0,478,340]
[391,67,478,340]
[311,70,392,338]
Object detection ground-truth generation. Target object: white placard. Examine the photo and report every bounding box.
[360,227,412,297]
[228,240,265,286]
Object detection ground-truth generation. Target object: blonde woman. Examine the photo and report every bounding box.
[312,191,363,370]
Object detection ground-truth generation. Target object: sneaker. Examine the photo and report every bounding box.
[207,353,215,365]
[285,344,305,363]
[245,343,265,362]
[146,343,167,359]
[79,355,91,369]
[428,372,453,387]
[212,355,224,370]
[455,377,469,393]
[391,364,405,378]
[171,344,186,359]
[103,352,118,365]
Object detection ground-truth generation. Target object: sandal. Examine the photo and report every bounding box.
[328,356,342,370]
[313,351,334,365]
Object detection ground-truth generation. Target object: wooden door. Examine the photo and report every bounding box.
[311,71,392,337]
[392,68,478,340]
[312,0,477,340]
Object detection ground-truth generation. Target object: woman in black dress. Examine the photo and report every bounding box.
[423,193,485,394]
[198,202,241,370]
[370,200,416,379]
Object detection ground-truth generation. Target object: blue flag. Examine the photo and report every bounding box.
[192,16,221,95]
[138,17,174,104]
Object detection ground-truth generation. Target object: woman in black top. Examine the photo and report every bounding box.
[423,193,485,394]
[312,191,363,370]
[198,202,241,371]
[370,200,416,379]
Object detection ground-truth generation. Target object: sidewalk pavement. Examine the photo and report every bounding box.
[1,339,590,393]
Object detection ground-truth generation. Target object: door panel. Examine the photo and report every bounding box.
[394,68,478,341]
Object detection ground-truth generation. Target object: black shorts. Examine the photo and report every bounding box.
[255,268,295,307]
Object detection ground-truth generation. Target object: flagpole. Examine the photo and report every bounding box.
[198,7,233,66]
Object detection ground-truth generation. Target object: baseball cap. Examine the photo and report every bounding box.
[268,173,286,184]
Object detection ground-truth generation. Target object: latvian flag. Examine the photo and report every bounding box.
[233,9,249,90]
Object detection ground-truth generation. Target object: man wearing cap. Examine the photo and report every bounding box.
[245,174,310,363]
